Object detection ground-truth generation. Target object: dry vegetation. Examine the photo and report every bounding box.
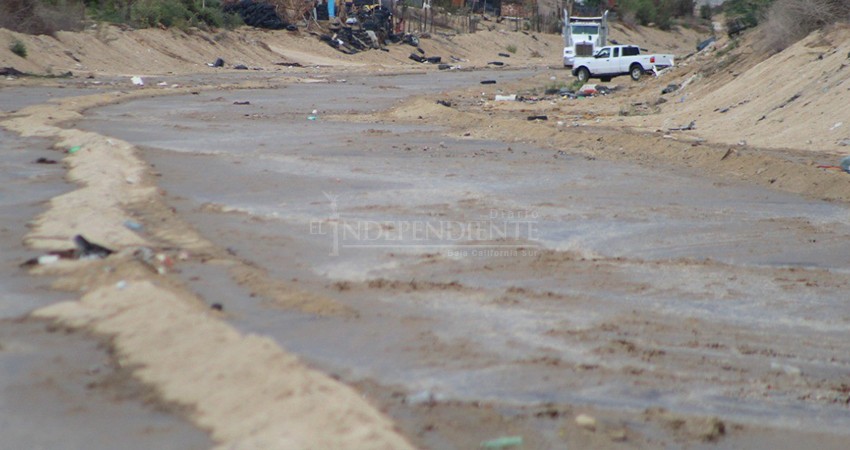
[0,0,85,35]
[760,0,850,52]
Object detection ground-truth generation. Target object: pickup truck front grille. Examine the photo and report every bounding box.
[575,43,594,57]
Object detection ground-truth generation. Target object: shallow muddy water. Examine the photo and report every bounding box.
[79,70,850,445]
[0,129,212,449]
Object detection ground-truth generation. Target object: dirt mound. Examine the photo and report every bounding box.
[623,23,850,156]
[0,19,709,78]
[0,25,563,76]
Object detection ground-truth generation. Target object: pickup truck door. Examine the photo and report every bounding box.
[611,47,626,72]
[619,46,642,72]
[594,47,614,74]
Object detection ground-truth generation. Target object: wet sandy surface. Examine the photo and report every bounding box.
[0,128,212,449]
[76,71,850,447]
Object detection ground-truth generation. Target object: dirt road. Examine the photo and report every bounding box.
[65,69,850,448]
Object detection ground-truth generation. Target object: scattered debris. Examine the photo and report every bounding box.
[233,64,248,70]
[558,88,576,98]
[527,115,548,121]
[402,34,420,47]
[761,92,802,120]
[211,303,224,311]
[67,145,81,154]
[480,80,497,85]
[841,155,850,172]
[436,100,452,107]
[130,76,144,86]
[274,62,303,67]
[21,253,67,266]
[134,247,174,274]
[408,53,425,63]
[669,120,696,131]
[578,84,598,96]
[494,94,516,101]
[661,83,679,94]
[22,234,117,267]
[697,36,716,51]
[437,64,452,70]
[575,413,597,431]
[498,52,511,58]
[74,235,114,259]
[307,109,318,120]
[208,58,224,68]
[233,101,251,105]
[595,85,615,95]
[720,148,737,161]
[487,61,505,66]
[34,157,57,164]
[830,121,843,131]
[480,435,523,448]
[123,220,143,231]
[0,67,25,76]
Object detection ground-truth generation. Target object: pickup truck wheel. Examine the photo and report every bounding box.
[576,67,590,83]
[630,64,643,81]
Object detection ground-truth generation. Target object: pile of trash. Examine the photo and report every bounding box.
[321,6,395,54]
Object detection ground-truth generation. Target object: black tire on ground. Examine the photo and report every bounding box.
[576,67,590,83]
[630,64,643,81]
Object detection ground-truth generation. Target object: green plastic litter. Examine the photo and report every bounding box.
[480,436,523,448]
[68,145,81,154]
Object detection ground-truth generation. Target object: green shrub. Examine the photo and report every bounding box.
[132,0,191,28]
[506,44,517,54]
[723,0,774,29]
[10,39,28,58]
[222,10,243,29]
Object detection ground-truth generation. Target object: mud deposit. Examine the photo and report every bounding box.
[0,129,211,449]
[78,71,850,448]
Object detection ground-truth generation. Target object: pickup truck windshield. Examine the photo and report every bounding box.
[571,25,599,35]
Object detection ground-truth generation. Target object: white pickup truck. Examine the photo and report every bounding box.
[571,45,674,82]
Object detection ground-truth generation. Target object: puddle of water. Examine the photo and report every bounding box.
[78,72,850,436]
[0,128,213,449]
[0,129,72,318]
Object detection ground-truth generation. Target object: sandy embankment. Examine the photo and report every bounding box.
[1,89,413,449]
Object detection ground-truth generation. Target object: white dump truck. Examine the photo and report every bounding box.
[562,9,608,68]
[571,45,675,82]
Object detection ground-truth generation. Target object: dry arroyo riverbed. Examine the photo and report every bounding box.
[3,69,850,449]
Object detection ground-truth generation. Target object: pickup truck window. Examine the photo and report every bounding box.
[623,46,639,56]
[613,47,620,57]
[596,48,610,58]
